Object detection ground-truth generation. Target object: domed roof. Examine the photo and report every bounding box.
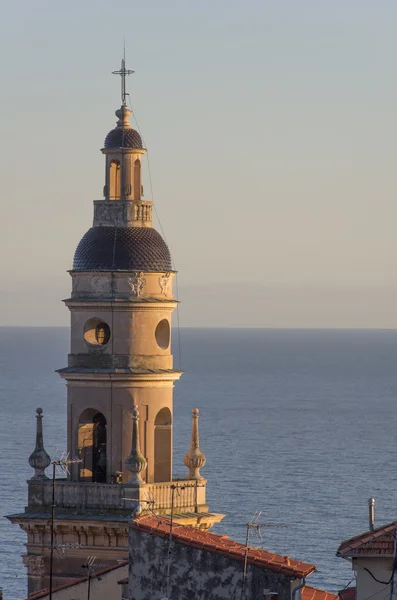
[73,226,172,272]
[104,127,143,149]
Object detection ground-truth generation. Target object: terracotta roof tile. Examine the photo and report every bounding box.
[337,521,397,557]
[302,586,338,600]
[131,516,315,579]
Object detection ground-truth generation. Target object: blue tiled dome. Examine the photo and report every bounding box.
[73,227,172,272]
[104,128,143,149]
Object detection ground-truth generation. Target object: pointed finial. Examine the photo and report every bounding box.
[125,405,147,484]
[184,408,206,480]
[28,408,51,480]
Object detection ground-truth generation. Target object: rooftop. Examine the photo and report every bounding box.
[27,560,128,600]
[337,521,397,557]
[131,515,316,579]
[339,588,356,600]
[22,530,339,600]
[302,586,338,600]
[73,226,172,272]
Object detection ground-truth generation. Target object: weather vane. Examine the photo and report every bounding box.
[112,53,134,106]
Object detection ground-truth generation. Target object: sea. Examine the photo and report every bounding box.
[2,326,397,598]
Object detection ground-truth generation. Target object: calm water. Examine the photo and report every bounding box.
[2,327,397,598]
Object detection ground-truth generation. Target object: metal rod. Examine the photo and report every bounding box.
[368,497,375,531]
[240,524,250,600]
[87,566,92,600]
[48,456,82,599]
[49,462,56,600]
[166,485,176,598]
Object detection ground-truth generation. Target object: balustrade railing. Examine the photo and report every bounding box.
[27,478,206,514]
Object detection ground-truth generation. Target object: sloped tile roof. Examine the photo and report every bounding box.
[337,521,397,557]
[339,588,356,600]
[131,515,316,579]
[26,560,128,600]
[302,586,338,600]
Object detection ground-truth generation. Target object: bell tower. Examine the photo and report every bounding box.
[61,58,180,486]
[8,59,223,596]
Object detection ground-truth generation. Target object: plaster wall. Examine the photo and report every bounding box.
[353,557,392,600]
[69,305,174,368]
[128,528,299,600]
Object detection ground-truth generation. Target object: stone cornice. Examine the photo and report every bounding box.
[63,299,179,311]
[57,369,183,385]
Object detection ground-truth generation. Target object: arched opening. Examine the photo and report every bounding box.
[154,407,172,482]
[133,159,141,200]
[78,409,107,482]
[109,160,121,200]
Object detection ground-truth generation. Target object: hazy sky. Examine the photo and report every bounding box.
[1,1,397,327]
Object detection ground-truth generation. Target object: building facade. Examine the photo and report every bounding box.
[337,519,397,600]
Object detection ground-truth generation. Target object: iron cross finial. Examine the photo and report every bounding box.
[112,57,134,107]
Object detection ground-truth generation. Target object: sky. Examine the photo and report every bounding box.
[0,0,397,327]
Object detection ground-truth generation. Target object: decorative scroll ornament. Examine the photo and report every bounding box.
[24,555,45,575]
[128,272,147,297]
[28,408,51,480]
[184,408,206,480]
[158,272,172,296]
[125,405,147,484]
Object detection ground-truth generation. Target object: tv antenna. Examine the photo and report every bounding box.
[49,452,82,600]
[240,510,290,600]
[54,542,83,560]
[82,557,111,600]
[121,495,156,519]
[164,482,206,599]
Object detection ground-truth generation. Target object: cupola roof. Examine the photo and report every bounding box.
[104,127,143,149]
[73,226,172,272]
[103,105,144,150]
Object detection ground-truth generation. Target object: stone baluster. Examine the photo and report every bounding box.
[28,408,51,480]
[125,406,147,484]
[184,408,206,480]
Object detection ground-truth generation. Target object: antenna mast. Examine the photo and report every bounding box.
[239,511,290,600]
[49,453,82,600]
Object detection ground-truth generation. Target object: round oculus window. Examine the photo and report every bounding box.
[155,319,170,350]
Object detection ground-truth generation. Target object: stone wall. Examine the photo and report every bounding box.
[128,528,301,600]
